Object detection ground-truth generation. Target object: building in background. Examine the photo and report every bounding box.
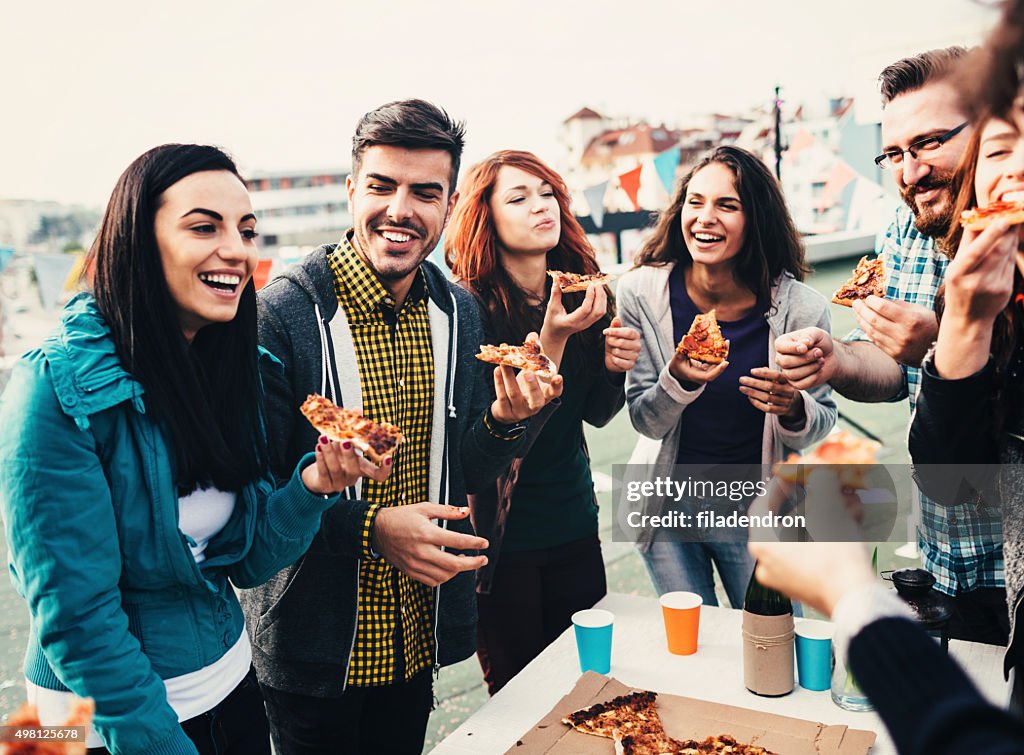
[244,168,351,254]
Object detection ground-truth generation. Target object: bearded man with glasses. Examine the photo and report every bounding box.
[775,47,1009,648]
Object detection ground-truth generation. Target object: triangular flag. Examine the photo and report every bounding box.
[619,165,643,212]
[584,181,608,230]
[253,258,275,290]
[817,159,858,213]
[785,128,815,163]
[33,253,77,311]
[0,247,13,275]
[845,176,897,232]
[653,147,681,194]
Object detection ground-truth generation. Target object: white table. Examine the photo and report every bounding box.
[431,592,1008,754]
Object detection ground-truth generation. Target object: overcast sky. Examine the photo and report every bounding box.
[2,0,1000,207]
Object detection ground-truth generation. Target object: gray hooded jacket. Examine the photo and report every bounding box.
[616,263,838,549]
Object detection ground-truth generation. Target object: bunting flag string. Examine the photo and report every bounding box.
[785,128,816,163]
[653,147,681,194]
[817,159,858,213]
[583,181,609,229]
[619,165,643,212]
[33,253,78,311]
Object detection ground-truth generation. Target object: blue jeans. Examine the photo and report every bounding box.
[640,536,754,608]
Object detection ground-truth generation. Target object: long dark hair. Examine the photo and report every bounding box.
[85,144,267,493]
[633,146,809,300]
[445,150,609,368]
[940,121,1024,409]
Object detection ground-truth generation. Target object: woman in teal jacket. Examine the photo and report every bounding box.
[0,145,384,755]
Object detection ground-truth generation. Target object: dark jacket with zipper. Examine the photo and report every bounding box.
[464,292,626,594]
[239,245,525,697]
[909,352,1024,682]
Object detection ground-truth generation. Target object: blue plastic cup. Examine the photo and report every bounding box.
[572,608,614,674]
[795,619,834,691]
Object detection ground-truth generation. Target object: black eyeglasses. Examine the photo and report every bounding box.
[874,122,970,169]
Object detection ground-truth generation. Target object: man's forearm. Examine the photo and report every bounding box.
[830,340,904,402]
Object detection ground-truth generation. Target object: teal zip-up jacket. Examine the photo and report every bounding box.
[0,293,340,755]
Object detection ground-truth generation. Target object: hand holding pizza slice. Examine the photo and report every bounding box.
[298,396,401,492]
[676,309,729,365]
[667,310,731,386]
[481,334,563,424]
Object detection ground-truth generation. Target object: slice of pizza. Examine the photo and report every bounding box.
[676,310,729,365]
[547,269,616,293]
[561,690,662,739]
[960,200,1024,230]
[475,337,558,381]
[299,394,404,465]
[614,727,687,755]
[3,698,94,755]
[831,255,885,307]
[673,734,778,755]
[774,430,881,489]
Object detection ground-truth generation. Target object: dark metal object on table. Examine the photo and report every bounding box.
[882,568,954,651]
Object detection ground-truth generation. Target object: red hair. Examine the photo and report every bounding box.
[445,150,600,332]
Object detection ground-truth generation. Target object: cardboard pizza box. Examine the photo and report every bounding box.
[506,672,876,754]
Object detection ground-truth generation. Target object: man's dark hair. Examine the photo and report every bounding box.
[86,143,267,494]
[351,99,466,193]
[878,46,968,106]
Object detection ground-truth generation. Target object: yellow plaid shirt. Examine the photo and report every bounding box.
[329,232,436,687]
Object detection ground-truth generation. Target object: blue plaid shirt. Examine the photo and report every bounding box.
[849,204,1004,596]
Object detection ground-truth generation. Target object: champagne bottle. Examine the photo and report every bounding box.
[743,567,793,616]
[741,565,794,696]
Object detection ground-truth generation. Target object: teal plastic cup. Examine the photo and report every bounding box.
[795,619,834,691]
[571,608,614,674]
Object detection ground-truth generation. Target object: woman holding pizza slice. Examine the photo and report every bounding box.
[445,150,641,695]
[910,13,1024,706]
[617,145,837,607]
[0,145,386,755]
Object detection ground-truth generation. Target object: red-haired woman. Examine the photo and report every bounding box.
[446,150,641,695]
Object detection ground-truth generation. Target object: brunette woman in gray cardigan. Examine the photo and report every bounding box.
[618,146,837,607]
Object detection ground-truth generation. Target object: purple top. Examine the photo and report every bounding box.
[669,264,767,464]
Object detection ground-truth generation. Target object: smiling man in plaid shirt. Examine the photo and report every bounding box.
[240,100,562,754]
[775,48,1007,646]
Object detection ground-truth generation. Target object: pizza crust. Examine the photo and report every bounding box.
[960,200,1024,230]
[299,394,404,465]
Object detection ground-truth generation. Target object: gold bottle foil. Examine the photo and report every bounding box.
[742,610,794,696]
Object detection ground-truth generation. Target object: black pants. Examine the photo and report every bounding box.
[476,533,607,696]
[259,670,433,755]
[947,586,1010,646]
[87,667,269,755]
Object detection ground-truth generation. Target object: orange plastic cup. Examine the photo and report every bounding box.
[660,591,702,655]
